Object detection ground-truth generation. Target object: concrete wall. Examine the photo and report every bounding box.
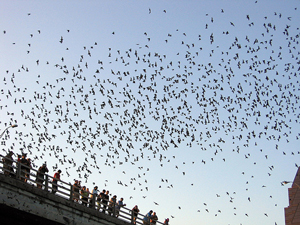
[0,174,130,225]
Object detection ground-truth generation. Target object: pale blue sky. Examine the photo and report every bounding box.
[1,1,300,224]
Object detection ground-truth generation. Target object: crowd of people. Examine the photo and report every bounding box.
[2,151,33,182]
[71,181,140,221]
[1,151,169,224]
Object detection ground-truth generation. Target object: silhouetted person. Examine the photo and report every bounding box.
[132,205,140,224]
[36,163,49,188]
[102,190,109,213]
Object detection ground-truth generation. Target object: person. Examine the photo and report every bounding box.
[52,170,61,194]
[150,212,158,225]
[132,205,140,224]
[108,195,117,216]
[2,151,14,177]
[81,186,89,206]
[97,189,105,211]
[115,197,126,217]
[16,154,22,179]
[86,188,90,206]
[163,218,169,225]
[24,158,32,182]
[36,163,49,188]
[143,210,153,225]
[72,180,81,202]
[102,190,109,213]
[19,154,28,181]
[89,186,98,208]
[17,154,21,162]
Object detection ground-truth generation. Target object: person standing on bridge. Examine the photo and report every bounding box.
[89,186,98,208]
[52,170,61,194]
[97,189,105,211]
[108,195,117,216]
[36,163,49,188]
[72,180,81,202]
[102,190,109,213]
[80,186,89,206]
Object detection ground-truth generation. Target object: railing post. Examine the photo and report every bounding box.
[69,184,73,201]
[92,194,96,209]
[16,161,21,179]
[131,210,134,224]
[113,201,116,217]
[44,174,48,191]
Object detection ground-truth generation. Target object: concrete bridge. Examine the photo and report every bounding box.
[0,174,132,225]
[0,154,163,225]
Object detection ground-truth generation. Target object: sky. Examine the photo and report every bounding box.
[0,0,300,224]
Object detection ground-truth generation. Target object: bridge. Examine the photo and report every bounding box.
[0,154,164,225]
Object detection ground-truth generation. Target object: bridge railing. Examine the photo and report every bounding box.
[0,154,164,225]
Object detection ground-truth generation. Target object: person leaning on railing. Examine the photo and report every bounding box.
[115,197,126,217]
[143,210,153,225]
[150,212,158,225]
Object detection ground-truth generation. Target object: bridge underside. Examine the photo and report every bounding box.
[0,204,63,225]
